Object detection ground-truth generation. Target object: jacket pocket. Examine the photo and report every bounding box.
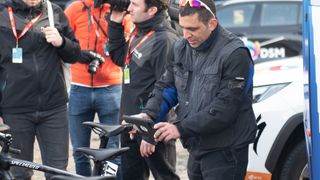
[173,64,189,92]
[201,65,220,93]
[202,74,219,93]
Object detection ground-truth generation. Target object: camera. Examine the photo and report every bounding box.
[88,59,102,74]
[94,0,130,11]
[84,51,105,74]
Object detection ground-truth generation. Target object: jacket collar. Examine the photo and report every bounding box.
[10,0,43,18]
[192,25,220,52]
[134,12,169,33]
[82,0,110,10]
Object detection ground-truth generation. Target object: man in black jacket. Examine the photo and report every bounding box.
[0,0,100,179]
[136,0,257,179]
[107,0,180,179]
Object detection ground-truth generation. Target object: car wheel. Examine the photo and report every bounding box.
[277,140,309,180]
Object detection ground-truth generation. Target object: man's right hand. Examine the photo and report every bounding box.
[110,11,127,23]
[0,117,3,125]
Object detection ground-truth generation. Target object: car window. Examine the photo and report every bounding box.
[217,4,256,28]
[260,3,299,26]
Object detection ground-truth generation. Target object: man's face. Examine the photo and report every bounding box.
[179,13,217,48]
[127,0,154,23]
[22,0,41,7]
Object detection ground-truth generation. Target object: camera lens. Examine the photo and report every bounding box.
[88,59,100,74]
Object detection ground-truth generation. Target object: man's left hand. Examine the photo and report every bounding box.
[154,122,180,142]
[140,139,155,157]
[43,27,63,47]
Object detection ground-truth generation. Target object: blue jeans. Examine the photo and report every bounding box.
[68,85,121,178]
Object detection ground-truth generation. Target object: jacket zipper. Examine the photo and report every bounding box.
[33,53,42,110]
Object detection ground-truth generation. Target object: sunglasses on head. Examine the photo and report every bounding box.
[179,0,216,18]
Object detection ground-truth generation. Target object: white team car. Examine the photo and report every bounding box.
[247,55,308,180]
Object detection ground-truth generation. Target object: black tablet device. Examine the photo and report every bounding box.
[122,115,156,144]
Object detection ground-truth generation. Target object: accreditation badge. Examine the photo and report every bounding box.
[12,48,23,63]
[124,66,130,84]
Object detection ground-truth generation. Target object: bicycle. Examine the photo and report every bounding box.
[0,124,118,180]
[76,122,132,176]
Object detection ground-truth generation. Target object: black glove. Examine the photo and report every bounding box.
[79,50,105,64]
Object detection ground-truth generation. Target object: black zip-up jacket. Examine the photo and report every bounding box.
[0,0,81,115]
[144,25,257,155]
[108,12,179,117]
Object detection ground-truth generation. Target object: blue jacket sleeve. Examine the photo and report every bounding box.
[154,86,178,123]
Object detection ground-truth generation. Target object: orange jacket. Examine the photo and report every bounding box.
[65,0,133,86]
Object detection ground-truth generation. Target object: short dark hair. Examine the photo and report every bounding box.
[179,0,216,23]
[144,0,169,14]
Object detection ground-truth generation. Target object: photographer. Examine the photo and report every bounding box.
[107,0,180,179]
[64,0,133,178]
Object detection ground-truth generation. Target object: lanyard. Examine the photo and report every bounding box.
[125,29,155,66]
[82,0,107,50]
[90,13,101,39]
[8,6,42,47]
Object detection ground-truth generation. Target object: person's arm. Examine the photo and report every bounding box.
[54,7,82,63]
[107,11,129,67]
[143,41,177,119]
[176,48,254,137]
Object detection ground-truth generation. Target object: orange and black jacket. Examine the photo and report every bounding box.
[65,0,133,87]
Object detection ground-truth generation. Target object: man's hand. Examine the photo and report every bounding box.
[121,119,137,140]
[140,139,155,157]
[154,122,180,142]
[0,117,10,132]
[110,11,127,23]
[43,27,63,47]
[122,113,152,140]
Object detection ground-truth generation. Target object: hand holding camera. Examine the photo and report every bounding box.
[110,10,128,23]
[79,50,105,74]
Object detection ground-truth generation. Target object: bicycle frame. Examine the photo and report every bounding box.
[92,131,111,176]
[82,122,132,176]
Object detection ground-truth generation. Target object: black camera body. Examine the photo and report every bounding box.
[94,0,130,11]
[88,59,101,74]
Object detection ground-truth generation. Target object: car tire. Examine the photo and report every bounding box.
[277,140,309,180]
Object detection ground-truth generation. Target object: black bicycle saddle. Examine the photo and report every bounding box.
[76,147,130,161]
[82,122,132,137]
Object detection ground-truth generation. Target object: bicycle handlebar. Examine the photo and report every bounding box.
[0,132,21,155]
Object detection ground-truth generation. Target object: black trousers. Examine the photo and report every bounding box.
[121,133,180,180]
[188,146,249,180]
[3,105,69,180]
